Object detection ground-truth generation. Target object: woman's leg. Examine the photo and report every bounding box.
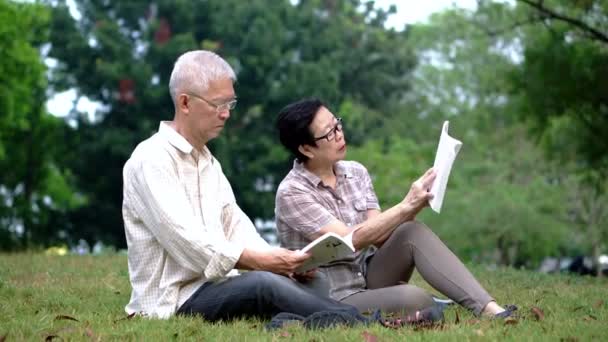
[341,284,435,316]
[366,221,495,316]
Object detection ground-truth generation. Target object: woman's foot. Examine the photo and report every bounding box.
[481,301,506,317]
[482,301,518,318]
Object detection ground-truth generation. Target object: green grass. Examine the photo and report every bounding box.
[0,253,606,341]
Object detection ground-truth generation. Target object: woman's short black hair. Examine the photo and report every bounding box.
[276,98,325,162]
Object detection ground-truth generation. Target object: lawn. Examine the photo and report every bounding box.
[0,253,606,341]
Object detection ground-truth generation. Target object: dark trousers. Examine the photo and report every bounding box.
[176,271,355,321]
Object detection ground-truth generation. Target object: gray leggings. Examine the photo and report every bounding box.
[340,221,494,316]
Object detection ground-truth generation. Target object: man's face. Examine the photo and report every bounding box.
[306,106,346,163]
[186,77,236,143]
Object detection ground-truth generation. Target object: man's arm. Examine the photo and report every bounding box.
[126,158,243,279]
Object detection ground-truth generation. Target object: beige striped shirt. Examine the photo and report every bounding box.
[122,122,270,318]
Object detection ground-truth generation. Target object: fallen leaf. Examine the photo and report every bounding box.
[454,310,460,324]
[361,330,378,342]
[467,319,481,325]
[531,307,545,321]
[593,300,604,309]
[475,329,484,336]
[280,331,291,337]
[583,315,597,321]
[54,315,79,322]
[504,317,518,325]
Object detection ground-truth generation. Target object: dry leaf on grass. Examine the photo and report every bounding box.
[583,315,597,321]
[54,315,79,322]
[474,329,484,336]
[531,307,545,321]
[280,331,291,337]
[593,300,604,309]
[361,330,378,342]
[504,317,518,325]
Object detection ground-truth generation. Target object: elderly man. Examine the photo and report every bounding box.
[121,51,352,321]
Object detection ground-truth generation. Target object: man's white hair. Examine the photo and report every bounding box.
[169,50,236,106]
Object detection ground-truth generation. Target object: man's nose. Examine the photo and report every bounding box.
[218,109,231,120]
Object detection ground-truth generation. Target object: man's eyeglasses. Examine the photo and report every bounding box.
[314,117,343,142]
[186,93,237,114]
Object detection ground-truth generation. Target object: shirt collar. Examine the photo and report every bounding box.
[292,160,352,187]
[158,121,213,163]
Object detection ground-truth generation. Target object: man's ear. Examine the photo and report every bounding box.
[177,94,191,114]
[298,144,315,160]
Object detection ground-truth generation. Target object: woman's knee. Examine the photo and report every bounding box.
[393,284,435,311]
[394,221,434,241]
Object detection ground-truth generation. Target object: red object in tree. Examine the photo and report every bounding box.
[155,18,171,45]
[119,78,136,104]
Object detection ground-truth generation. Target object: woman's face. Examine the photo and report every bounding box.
[306,106,346,165]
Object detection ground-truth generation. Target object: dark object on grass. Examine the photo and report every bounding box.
[266,303,445,330]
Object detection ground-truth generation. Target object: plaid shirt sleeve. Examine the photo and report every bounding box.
[362,165,381,210]
[275,185,337,240]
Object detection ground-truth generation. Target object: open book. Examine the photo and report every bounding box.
[295,232,355,273]
[429,121,463,213]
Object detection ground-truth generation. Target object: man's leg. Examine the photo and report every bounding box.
[366,221,494,316]
[177,271,354,321]
[341,284,434,315]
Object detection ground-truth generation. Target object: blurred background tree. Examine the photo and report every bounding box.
[0,0,80,250]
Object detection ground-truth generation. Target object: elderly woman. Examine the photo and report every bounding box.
[274,98,515,319]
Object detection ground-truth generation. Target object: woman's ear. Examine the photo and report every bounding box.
[298,144,315,160]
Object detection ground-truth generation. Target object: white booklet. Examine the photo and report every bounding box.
[295,232,355,272]
[429,121,463,213]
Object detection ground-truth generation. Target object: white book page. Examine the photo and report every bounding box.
[429,121,462,213]
[296,232,355,272]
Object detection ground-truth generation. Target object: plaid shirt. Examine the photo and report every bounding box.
[275,160,381,300]
[122,122,270,318]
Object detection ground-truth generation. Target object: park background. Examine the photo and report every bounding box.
[3,0,606,272]
[2,0,608,340]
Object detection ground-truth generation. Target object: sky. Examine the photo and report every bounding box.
[46,1,477,117]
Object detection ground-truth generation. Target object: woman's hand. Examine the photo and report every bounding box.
[402,167,436,216]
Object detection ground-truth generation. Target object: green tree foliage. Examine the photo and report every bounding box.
[0,0,80,250]
[350,0,606,267]
[45,0,415,247]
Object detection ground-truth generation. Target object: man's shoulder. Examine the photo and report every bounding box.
[124,133,173,172]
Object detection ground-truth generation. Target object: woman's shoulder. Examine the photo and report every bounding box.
[338,160,370,177]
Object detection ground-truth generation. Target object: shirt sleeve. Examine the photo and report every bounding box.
[125,157,243,279]
[218,172,271,251]
[275,186,337,240]
[361,165,381,210]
